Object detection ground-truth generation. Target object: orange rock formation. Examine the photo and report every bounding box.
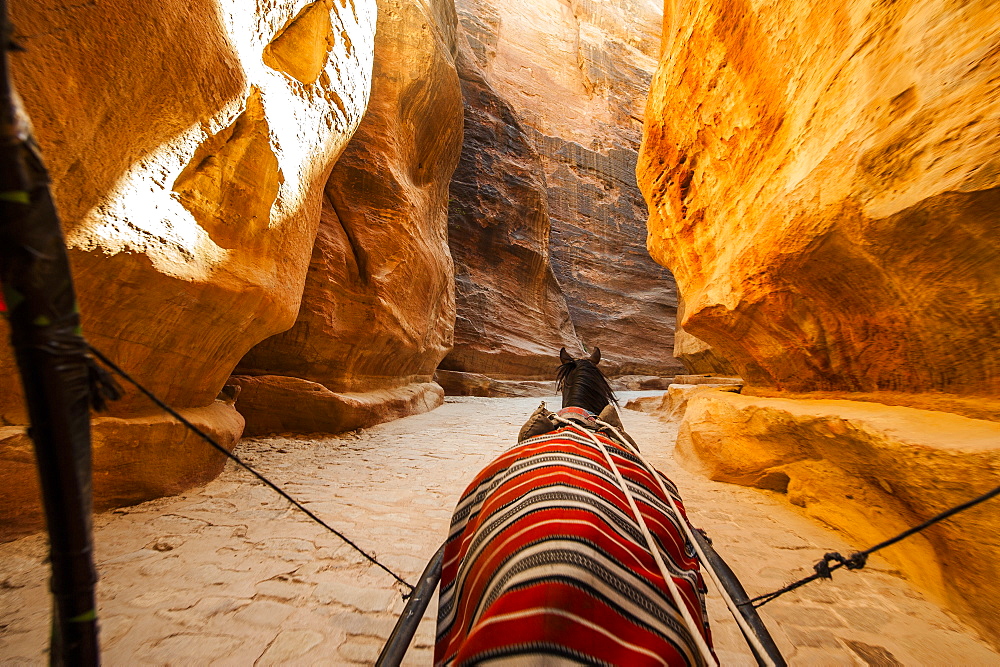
[233,0,464,434]
[0,0,377,539]
[640,0,1000,642]
[672,296,736,376]
[640,0,999,396]
[676,390,1000,646]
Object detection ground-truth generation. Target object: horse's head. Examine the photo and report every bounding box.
[556,347,617,414]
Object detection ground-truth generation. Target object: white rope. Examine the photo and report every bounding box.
[550,414,717,666]
[592,416,777,667]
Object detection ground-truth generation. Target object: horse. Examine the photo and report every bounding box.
[435,348,717,666]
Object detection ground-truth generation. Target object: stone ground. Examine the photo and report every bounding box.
[1,393,998,665]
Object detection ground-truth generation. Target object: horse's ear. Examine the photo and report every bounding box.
[589,347,601,364]
[559,347,573,364]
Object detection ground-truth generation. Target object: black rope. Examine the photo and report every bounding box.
[87,344,416,596]
[746,481,1000,608]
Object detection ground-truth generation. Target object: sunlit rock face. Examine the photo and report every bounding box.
[640,0,1000,642]
[439,41,582,379]
[640,0,1000,396]
[677,390,1000,644]
[233,0,463,434]
[0,0,376,539]
[449,0,681,377]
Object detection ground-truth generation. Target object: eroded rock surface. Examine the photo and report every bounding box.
[541,136,679,376]
[676,390,1000,644]
[234,0,464,435]
[638,1,1000,645]
[640,0,1000,396]
[448,0,680,377]
[440,41,582,379]
[1,0,377,539]
[673,297,736,375]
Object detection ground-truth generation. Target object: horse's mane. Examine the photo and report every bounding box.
[556,358,618,414]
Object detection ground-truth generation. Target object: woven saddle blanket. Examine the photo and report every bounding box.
[435,420,716,666]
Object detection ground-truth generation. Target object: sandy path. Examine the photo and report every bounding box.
[1,394,996,665]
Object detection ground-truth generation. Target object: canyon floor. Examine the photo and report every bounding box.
[1,393,997,665]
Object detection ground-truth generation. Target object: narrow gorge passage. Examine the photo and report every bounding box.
[3,0,998,663]
[1,397,995,664]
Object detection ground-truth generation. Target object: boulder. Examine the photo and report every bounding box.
[234,0,464,434]
[1,404,244,540]
[229,376,444,435]
[610,375,676,391]
[435,370,556,398]
[663,384,741,420]
[1,0,377,539]
[676,390,1000,643]
[623,383,741,421]
[639,0,1000,396]
[623,393,668,414]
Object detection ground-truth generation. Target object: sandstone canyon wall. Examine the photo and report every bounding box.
[640,0,1000,642]
[445,0,683,378]
[672,296,737,376]
[642,0,999,397]
[0,0,377,539]
[233,0,464,434]
[439,40,582,380]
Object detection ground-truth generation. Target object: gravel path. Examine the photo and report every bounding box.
[1,394,997,665]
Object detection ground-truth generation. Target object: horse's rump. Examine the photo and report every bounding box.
[436,423,716,666]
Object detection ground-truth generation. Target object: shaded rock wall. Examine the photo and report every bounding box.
[673,296,737,376]
[538,131,679,376]
[449,0,681,377]
[440,42,582,379]
[234,0,464,433]
[0,0,377,539]
[640,0,1000,396]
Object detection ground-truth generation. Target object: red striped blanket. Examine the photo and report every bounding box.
[436,421,716,666]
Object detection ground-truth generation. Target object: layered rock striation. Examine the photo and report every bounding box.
[1,0,377,539]
[447,0,681,377]
[540,132,679,376]
[233,0,464,434]
[439,41,581,379]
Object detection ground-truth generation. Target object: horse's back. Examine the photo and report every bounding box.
[436,425,715,666]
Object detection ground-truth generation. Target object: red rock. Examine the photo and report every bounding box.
[440,40,583,379]
[451,0,682,377]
